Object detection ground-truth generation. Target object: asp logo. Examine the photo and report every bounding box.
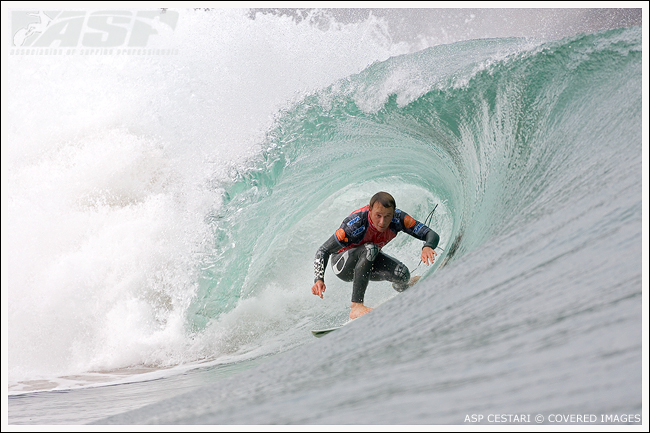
[11,10,179,48]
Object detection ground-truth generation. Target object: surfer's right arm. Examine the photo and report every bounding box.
[312,234,346,298]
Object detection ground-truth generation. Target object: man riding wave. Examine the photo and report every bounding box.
[311,192,439,319]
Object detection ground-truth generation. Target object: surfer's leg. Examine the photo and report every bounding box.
[330,249,357,282]
[349,243,380,304]
[331,244,380,319]
[330,244,380,302]
[370,251,410,292]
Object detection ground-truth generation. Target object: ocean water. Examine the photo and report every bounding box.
[3,9,645,426]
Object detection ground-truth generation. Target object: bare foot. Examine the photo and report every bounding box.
[408,276,421,287]
[350,302,373,319]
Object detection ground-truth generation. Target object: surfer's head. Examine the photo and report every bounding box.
[369,192,395,233]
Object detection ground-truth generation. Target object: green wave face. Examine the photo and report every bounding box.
[189,26,642,333]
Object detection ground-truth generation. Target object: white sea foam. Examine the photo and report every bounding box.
[4,8,424,388]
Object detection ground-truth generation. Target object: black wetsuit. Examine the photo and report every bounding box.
[314,205,439,303]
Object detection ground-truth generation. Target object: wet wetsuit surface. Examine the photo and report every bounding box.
[314,205,439,303]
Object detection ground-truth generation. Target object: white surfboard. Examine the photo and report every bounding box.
[310,326,342,338]
[310,320,355,338]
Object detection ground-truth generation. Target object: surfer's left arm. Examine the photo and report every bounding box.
[398,210,440,265]
[420,228,439,265]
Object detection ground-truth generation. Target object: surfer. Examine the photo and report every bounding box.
[312,192,439,319]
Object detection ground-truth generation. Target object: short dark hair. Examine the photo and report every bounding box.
[370,191,396,210]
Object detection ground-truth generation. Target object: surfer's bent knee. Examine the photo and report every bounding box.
[394,262,409,281]
[391,262,410,292]
[364,243,379,262]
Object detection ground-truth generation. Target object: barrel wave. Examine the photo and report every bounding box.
[187,25,641,357]
[6,18,642,425]
[126,26,645,424]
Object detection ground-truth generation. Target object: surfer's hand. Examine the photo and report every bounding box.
[312,280,326,299]
[421,247,437,265]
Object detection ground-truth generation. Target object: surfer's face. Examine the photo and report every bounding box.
[369,202,394,233]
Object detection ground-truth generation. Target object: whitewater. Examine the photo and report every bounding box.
[3,8,646,426]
